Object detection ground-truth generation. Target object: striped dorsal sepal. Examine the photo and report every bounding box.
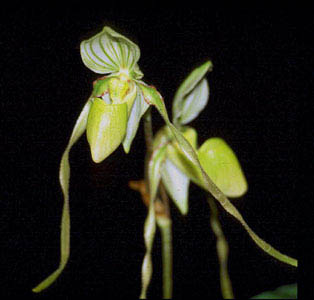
[80,26,143,79]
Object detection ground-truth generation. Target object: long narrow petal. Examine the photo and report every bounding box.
[33,99,92,292]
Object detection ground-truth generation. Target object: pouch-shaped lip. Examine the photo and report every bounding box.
[197,138,248,197]
[87,98,128,163]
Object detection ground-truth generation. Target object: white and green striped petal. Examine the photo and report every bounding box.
[123,87,149,153]
[80,26,142,78]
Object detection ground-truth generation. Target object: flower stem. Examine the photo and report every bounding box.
[156,215,173,299]
[143,107,173,298]
[207,196,234,299]
[156,183,173,298]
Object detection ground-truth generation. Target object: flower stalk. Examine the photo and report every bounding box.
[207,196,234,299]
[142,106,173,299]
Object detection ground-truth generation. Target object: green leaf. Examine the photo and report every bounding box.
[86,98,128,163]
[146,84,297,267]
[198,138,248,197]
[172,61,213,125]
[161,158,190,215]
[33,99,92,293]
[140,145,167,299]
[251,284,297,299]
[123,87,149,153]
[80,26,142,78]
[179,78,210,125]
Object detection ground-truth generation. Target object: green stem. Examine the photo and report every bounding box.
[158,183,173,298]
[157,216,173,299]
[207,196,234,299]
[143,107,173,298]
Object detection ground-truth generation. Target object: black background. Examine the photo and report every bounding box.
[0,4,309,299]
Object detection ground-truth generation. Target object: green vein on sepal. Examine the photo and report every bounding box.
[80,26,143,79]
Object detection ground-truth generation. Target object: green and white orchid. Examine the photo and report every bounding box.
[33,26,149,293]
[33,26,297,298]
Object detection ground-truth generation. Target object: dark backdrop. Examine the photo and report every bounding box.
[1,4,307,299]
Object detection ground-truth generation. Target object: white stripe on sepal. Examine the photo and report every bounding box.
[80,26,141,76]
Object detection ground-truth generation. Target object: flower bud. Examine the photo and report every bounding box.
[87,74,137,163]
